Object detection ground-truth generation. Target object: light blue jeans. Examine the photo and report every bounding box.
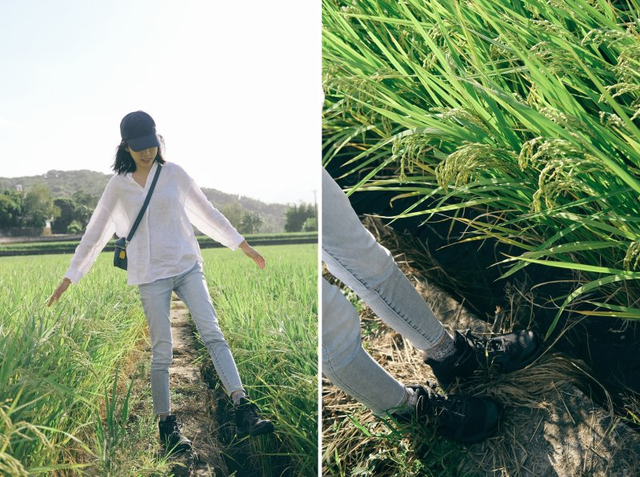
[322,168,446,414]
[138,262,244,415]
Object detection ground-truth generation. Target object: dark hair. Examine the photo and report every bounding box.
[112,134,166,174]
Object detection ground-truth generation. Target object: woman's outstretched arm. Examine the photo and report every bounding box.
[239,239,266,269]
[48,278,71,306]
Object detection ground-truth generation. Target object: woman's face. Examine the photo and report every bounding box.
[128,146,158,171]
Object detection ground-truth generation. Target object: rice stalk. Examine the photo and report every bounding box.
[323,0,640,335]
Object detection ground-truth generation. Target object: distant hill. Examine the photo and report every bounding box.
[0,170,111,198]
[0,169,288,232]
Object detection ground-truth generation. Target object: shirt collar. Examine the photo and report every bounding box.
[126,160,159,189]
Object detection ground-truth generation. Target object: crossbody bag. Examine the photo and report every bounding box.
[113,163,162,270]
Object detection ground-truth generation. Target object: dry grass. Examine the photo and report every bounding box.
[322,217,640,476]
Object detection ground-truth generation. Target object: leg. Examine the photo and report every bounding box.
[175,263,274,436]
[138,277,174,416]
[322,278,409,415]
[322,172,504,443]
[322,168,445,350]
[323,170,542,393]
[324,282,502,442]
[173,262,244,396]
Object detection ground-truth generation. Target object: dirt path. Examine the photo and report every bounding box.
[122,294,271,475]
[165,296,229,476]
[322,218,640,476]
[414,277,640,476]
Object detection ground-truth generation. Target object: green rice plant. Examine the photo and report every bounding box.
[0,244,317,473]
[198,244,318,475]
[627,409,640,426]
[322,399,462,476]
[93,365,134,472]
[323,0,640,337]
[0,232,317,256]
[0,254,146,471]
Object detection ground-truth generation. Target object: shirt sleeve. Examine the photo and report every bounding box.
[64,183,118,283]
[183,174,244,251]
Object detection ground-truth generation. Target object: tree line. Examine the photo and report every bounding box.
[0,184,317,235]
[284,203,317,233]
[0,185,61,230]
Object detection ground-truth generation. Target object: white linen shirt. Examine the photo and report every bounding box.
[65,161,244,285]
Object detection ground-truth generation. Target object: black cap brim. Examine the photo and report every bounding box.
[127,133,160,152]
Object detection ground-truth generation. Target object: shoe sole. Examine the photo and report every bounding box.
[250,422,275,436]
[454,413,501,444]
[443,402,503,444]
[498,334,545,374]
[236,422,275,437]
[164,443,192,454]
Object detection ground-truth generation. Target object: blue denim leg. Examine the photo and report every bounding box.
[322,278,407,414]
[138,262,244,416]
[322,168,445,413]
[174,263,244,396]
[138,275,175,415]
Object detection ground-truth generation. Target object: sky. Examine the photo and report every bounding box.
[0,1,321,205]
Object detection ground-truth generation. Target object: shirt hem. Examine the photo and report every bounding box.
[129,258,202,286]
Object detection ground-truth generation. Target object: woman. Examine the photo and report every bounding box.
[48,110,274,453]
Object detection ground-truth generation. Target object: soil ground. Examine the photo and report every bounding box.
[141,295,268,476]
[322,218,640,476]
[162,297,228,476]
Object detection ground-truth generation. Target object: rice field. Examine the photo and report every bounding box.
[323,0,640,337]
[0,243,317,474]
[201,244,318,475]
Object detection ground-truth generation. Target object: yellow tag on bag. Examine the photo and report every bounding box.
[114,236,128,270]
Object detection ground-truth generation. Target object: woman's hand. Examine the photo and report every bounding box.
[48,278,72,307]
[239,240,266,269]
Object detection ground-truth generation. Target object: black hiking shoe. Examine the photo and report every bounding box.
[235,397,275,437]
[158,414,192,453]
[424,329,543,389]
[394,383,501,444]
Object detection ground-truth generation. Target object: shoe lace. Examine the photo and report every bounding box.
[239,400,260,423]
[160,417,183,439]
[463,330,509,356]
[419,382,468,424]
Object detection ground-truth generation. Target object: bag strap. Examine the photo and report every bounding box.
[126,163,162,243]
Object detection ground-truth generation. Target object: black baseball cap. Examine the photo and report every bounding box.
[120,111,161,152]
